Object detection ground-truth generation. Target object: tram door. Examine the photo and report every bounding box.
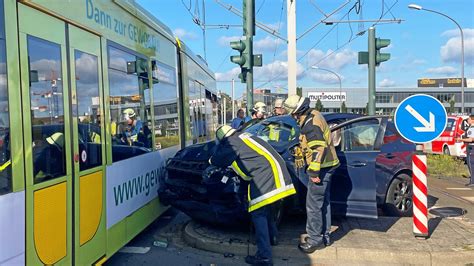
[19,5,106,265]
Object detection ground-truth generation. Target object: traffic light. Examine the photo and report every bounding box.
[375,38,390,65]
[230,38,251,83]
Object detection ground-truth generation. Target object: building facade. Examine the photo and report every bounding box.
[303,86,474,115]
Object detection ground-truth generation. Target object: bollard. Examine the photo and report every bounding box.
[412,148,428,238]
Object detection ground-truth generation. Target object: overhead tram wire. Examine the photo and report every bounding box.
[256,0,266,15]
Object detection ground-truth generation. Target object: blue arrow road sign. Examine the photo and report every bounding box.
[394,94,447,143]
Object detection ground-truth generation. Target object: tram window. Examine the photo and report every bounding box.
[27,36,66,183]
[74,51,102,171]
[152,60,179,150]
[0,10,11,195]
[108,45,151,162]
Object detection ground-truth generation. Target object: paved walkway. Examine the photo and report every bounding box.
[183,215,474,265]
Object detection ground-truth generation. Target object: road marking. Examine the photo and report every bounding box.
[119,246,151,254]
[446,187,472,191]
[462,197,474,203]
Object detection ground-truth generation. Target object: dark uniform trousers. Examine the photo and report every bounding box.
[251,204,278,259]
[468,145,474,185]
[306,166,336,245]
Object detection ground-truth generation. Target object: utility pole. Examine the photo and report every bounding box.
[358,27,390,115]
[231,78,235,119]
[245,0,255,114]
[229,0,261,115]
[368,27,376,116]
[287,0,297,96]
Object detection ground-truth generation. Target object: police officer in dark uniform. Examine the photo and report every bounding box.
[283,95,340,253]
[210,125,296,265]
[458,114,474,186]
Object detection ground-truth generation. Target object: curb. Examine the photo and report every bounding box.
[183,221,474,265]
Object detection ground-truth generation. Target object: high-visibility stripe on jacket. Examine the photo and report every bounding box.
[209,132,296,212]
[298,110,340,177]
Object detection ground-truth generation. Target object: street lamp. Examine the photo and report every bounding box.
[311,66,343,112]
[408,3,465,113]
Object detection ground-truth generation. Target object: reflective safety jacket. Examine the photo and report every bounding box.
[298,110,340,177]
[210,132,296,212]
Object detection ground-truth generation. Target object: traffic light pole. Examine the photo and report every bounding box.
[245,0,255,115]
[368,27,376,116]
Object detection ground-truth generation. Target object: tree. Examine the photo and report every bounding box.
[296,87,303,97]
[315,99,324,111]
[341,101,347,113]
[448,98,456,114]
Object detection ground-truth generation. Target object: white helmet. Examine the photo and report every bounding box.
[252,101,266,114]
[283,95,310,115]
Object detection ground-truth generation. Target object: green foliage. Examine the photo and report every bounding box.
[296,87,302,97]
[341,101,347,113]
[315,99,323,111]
[427,154,469,178]
[448,98,456,114]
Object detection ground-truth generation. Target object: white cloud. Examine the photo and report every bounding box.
[307,71,344,84]
[440,28,474,65]
[217,35,242,47]
[173,28,198,40]
[379,78,396,87]
[307,48,357,70]
[254,36,285,53]
[426,66,458,76]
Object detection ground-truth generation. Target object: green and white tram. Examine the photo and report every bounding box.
[0,0,218,265]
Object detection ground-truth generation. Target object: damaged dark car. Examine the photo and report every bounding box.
[159,114,415,226]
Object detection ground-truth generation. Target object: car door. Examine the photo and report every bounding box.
[330,117,385,219]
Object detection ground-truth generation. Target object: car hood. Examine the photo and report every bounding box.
[173,140,217,161]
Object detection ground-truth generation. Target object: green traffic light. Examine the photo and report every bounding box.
[230,55,246,66]
[376,38,390,49]
[230,40,246,52]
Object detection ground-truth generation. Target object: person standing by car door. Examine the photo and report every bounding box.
[210,125,296,266]
[283,95,340,253]
[458,114,474,186]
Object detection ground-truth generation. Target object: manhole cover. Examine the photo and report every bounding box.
[429,207,467,217]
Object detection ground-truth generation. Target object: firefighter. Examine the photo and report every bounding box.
[272,98,286,116]
[122,108,143,145]
[457,114,474,186]
[283,95,340,253]
[210,125,296,265]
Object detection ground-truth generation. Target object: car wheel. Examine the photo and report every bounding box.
[384,173,413,217]
[443,146,450,155]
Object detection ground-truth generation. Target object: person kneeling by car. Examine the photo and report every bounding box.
[209,125,296,266]
[283,95,340,254]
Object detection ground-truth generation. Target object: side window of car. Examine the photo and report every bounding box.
[383,123,398,144]
[340,119,380,152]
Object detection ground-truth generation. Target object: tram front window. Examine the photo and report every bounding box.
[108,45,151,162]
[0,4,11,195]
[27,36,66,183]
[74,51,102,171]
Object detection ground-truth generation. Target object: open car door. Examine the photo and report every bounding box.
[329,116,386,219]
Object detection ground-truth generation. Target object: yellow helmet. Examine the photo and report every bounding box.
[46,132,64,149]
[216,125,236,141]
[123,108,136,118]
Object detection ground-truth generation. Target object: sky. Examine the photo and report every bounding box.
[137,0,474,98]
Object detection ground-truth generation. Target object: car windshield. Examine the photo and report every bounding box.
[245,120,298,148]
[445,118,455,132]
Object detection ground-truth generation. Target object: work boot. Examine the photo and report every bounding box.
[323,234,331,246]
[298,241,325,254]
[245,255,273,265]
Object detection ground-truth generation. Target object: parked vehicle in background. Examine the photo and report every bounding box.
[424,115,468,157]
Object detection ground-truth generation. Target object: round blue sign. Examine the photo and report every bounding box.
[394,94,447,144]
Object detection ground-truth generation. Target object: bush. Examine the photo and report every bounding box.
[427,154,469,178]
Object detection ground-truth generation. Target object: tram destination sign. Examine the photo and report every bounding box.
[417,78,466,88]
